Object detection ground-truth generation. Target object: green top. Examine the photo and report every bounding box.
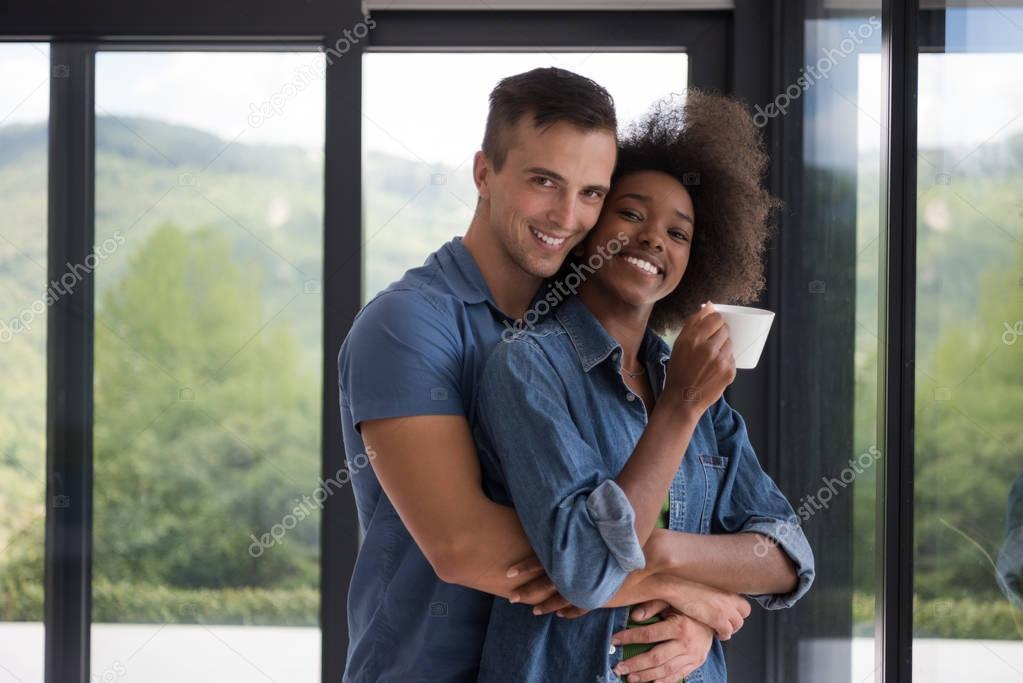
[621,497,683,682]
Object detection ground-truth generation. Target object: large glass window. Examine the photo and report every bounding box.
[0,41,50,683]
[91,51,325,682]
[789,7,885,682]
[361,52,689,302]
[912,5,1023,679]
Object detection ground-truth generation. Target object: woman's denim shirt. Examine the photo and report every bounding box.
[473,295,815,683]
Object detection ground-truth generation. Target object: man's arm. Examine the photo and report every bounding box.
[340,289,551,601]
[360,409,764,644]
[360,413,546,599]
[360,413,752,641]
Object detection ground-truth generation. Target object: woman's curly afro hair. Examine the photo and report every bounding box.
[615,89,780,334]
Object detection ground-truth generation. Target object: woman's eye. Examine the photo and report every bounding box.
[620,210,642,221]
[671,230,690,242]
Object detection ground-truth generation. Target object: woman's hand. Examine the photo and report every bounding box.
[662,303,736,417]
[638,573,750,640]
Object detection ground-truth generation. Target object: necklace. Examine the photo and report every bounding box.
[621,364,645,378]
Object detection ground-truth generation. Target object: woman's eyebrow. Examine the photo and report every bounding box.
[617,191,694,224]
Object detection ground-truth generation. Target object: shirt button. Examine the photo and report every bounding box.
[626,394,636,402]
[608,644,616,655]
[612,351,621,361]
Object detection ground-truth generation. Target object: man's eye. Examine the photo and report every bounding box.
[583,189,604,200]
[533,177,555,188]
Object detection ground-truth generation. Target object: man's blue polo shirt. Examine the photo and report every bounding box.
[338,236,529,682]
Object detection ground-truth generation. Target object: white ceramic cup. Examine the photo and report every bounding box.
[712,303,775,369]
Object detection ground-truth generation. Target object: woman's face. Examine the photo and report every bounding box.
[581,169,694,308]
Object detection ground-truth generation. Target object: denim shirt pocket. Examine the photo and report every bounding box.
[697,453,730,534]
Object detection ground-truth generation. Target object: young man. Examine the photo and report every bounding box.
[338,68,808,682]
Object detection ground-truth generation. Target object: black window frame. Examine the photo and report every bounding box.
[0,1,924,681]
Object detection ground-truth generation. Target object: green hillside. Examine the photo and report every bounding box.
[1,118,1021,637]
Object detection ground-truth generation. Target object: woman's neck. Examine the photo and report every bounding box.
[576,280,653,372]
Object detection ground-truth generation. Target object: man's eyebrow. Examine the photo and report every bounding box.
[525,167,610,195]
[618,191,694,224]
[525,166,565,182]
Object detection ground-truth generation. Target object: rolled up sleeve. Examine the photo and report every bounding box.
[710,397,816,610]
[586,479,647,572]
[741,516,816,609]
[477,337,644,610]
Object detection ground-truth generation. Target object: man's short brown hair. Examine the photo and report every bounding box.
[482,67,617,172]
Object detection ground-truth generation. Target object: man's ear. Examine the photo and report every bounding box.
[473,150,491,201]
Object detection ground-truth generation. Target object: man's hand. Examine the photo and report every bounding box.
[611,607,714,682]
[503,554,579,613]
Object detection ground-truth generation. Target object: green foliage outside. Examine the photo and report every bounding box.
[2,118,1022,640]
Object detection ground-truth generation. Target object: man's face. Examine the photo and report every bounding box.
[477,116,617,279]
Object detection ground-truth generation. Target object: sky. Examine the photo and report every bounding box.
[2,41,1023,165]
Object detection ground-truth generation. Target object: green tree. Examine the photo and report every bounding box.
[92,222,320,595]
[914,247,1023,604]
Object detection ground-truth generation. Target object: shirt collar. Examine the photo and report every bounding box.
[442,236,549,314]
[554,295,670,374]
[439,237,496,306]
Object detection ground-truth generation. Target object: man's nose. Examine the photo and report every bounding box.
[546,194,576,230]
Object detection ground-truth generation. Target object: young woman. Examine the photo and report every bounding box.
[473,91,815,683]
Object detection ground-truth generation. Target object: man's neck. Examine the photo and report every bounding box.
[461,219,543,320]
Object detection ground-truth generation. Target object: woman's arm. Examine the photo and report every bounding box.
[641,528,798,595]
[475,338,651,609]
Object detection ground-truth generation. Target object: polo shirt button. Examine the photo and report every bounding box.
[612,351,621,361]
[608,644,616,655]
[626,394,636,402]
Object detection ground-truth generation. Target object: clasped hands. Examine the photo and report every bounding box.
[505,530,751,682]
